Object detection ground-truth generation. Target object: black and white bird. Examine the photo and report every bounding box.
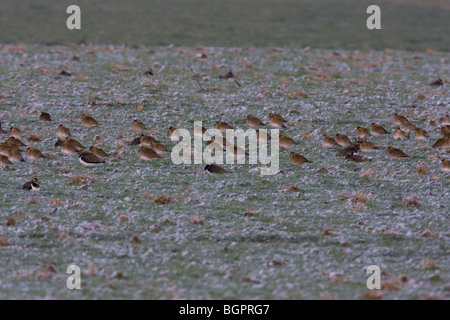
[23,178,40,191]
[78,150,105,167]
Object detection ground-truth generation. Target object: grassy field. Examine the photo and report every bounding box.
[0,43,448,299]
[0,0,449,51]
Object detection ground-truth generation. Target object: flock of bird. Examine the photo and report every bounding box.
[0,110,449,190]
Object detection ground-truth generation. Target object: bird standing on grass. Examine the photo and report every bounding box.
[81,114,100,128]
[440,159,450,173]
[26,148,46,161]
[355,126,370,140]
[335,134,351,147]
[388,146,409,160]
[56,124,71,140]
[78,150,105,167]
[22,178,40,191]
[290,152,311,166]
[322,134,340,148]
[39,112,52,123]
[138,146,161,161]
[205,164,227,174]
[246,115,265,128]
[268,113,286,128]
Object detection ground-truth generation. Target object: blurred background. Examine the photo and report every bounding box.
[0,0,449,50]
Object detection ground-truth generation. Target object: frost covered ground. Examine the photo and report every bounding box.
[0,44,449,299]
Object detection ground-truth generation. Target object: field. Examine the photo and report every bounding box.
[0,0,449,300]
[0,43,448,299]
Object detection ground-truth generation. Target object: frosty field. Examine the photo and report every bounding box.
[0,44,449,299]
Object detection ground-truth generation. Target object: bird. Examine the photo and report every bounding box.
[399,119,416,135]
[441,125,450,137]
[0,142,13,156]
[268,113,286,128]
[279,135,297,149]
[26,148,46,161]
[0,121,5,133]
[89,146,108,160]
[359,141,379,152]
[216,121,234,132]
[393,128,406,140]
[392,113,408,126]
[439,115,450,127]
[388,146,409,160]
[336,143,360,157]
[78,150,105,167]
[204,164,227,174]
[9,127,22,139]
[0,155,11,167]
[167,127,181,141]
[61,138,83,156]
[246,115,265,128]
[39,112,52,122]
[22,178,40,192]
[345,154,371,162]
[290,152,311,166]
[440,159,450,174]
[8,149,24,163]
[256,129,271,142]
[140,134,158,147]
[370,123,390,136]
[131,120,146,132]
[432,136,450,151]
[355,126,370,140]
[194,125,207,138]
[56,125,71,140]
[335,134,351,147]
[81,114,100,128]
[218,70,240,87]
[414,128,428,141]
[138,146,161,161]
[6,137,27,148]
[228,145,248,159]
[150,140,169,155]
[322,134,340,148]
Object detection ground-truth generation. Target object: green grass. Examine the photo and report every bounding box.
[0,0,449,51]
[0,44,448,299]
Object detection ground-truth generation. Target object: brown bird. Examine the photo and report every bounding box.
[130,136,142,146]
[345,154,371,162]
[399,119,416,135]
[441,125,450,137]
[227,145,248,159]
[0,155,11,167]
[0,142,13,156]
[56,124,71,140]
[167,127,181,141]
[393,128,406,140]
[388,146,409,160]
[140,134,158,147]
[61,138,84,156]
[89,146,108,160]
[335,134,351,147]
[322,134,340,148]
[440,159,450,174]
[256,129,271,142]
[336,143,360,157]
[355,126,370,140]
[439,115,450,127]
[78,150,105,167]
[246,115,265,128]
[359,141,379,152]
[0,121,5,133]
[216,121,234,132]
[371,123,390,136]
[194,125,207,138]
[150,140,169,155]
[6,137,27,148]
[205,164,227,174]
[26,148,46,161]
[9,127,21,139]
[138,146,161,161]
[22,178,40,192]
[131,119,146,132]
[392,113,408,126]
[268,113,286,128]
[432,136,450,151]
[414,128,428,141]
[290,152,311,166]
[279,135,297,149]
[81,114,100,128]
[8,149,24,163]
[39,112,52,122]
